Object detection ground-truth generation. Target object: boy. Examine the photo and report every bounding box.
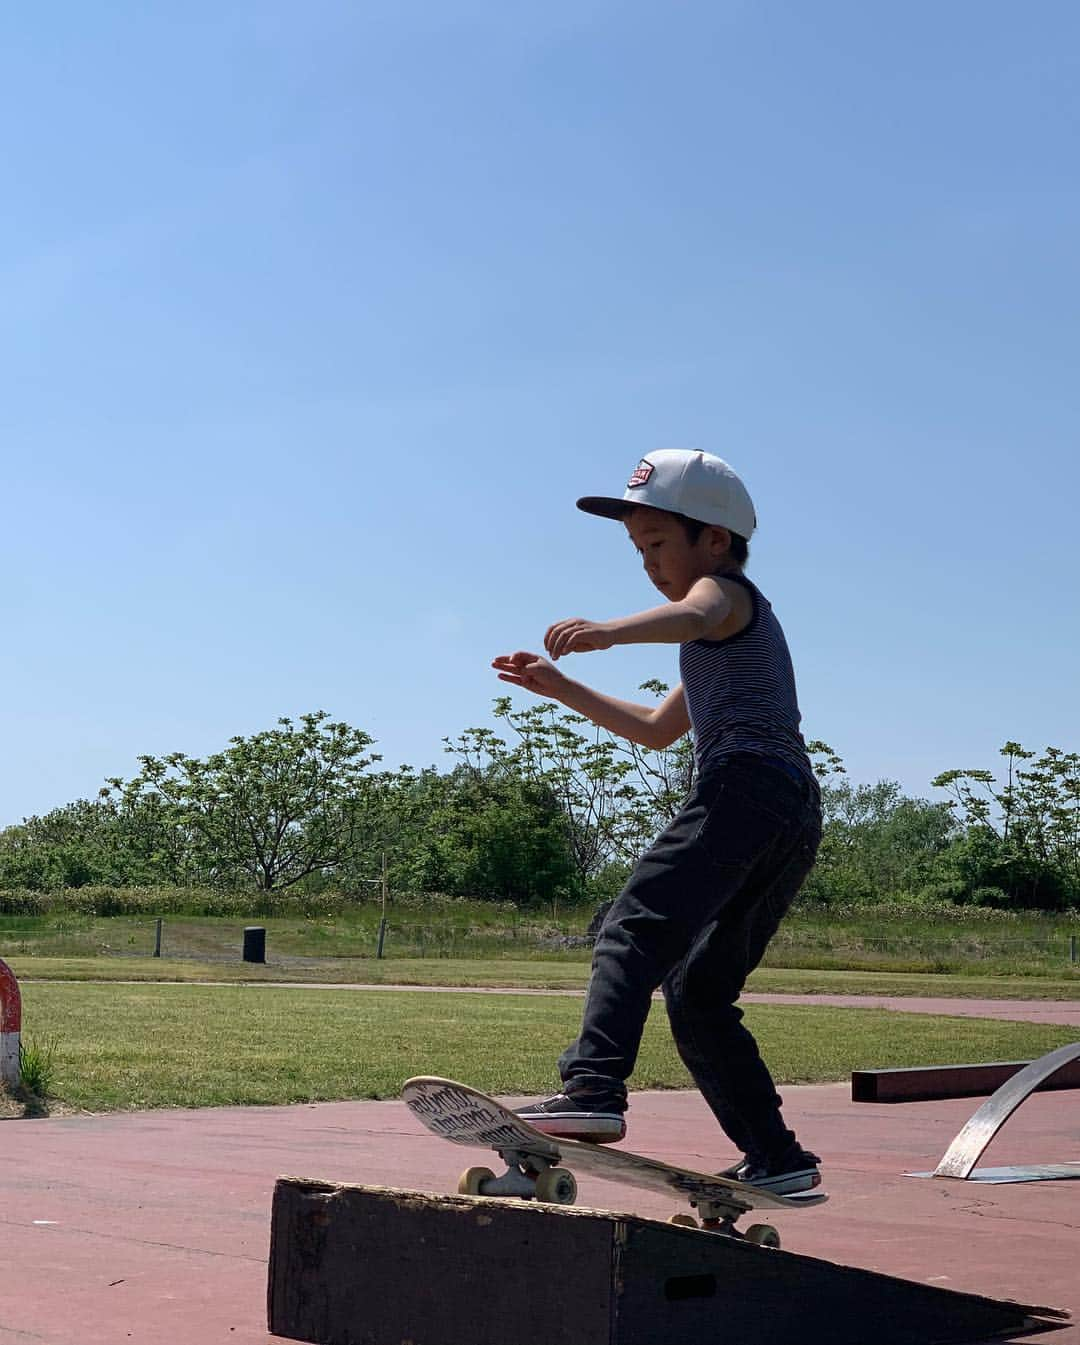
[491,448,822,1195]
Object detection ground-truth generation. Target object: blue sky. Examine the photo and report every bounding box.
[3,1,1078,827]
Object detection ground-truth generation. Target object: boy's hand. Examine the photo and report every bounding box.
[491,651,567,698]
[544,618,616,660]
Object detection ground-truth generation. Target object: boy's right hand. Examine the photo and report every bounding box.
[491,651,567,699]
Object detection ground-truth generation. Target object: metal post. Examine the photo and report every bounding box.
[376,851,388,960]
[1071,935,1077,965]
[154,919,163,958]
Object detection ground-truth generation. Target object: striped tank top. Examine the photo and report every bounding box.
[679,572,812,779]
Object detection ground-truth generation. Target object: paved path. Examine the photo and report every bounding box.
[742,993,1080,1027]
[1,1085,1077,1344]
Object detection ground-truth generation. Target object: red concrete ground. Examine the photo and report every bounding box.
[741,993,1080,1028]
[1,1020,1077,1343]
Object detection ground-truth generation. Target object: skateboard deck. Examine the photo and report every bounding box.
[403,1076,826,1242]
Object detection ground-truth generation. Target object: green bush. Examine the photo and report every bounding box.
[0,885,273,918]
[969,886,1011,908]
[915,879,970,906]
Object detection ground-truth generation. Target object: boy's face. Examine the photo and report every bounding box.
[624,507,731,601]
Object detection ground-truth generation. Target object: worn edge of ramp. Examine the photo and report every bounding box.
[266,1178,1069,1345]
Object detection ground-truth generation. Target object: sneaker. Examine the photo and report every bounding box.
[515,1092,626,1144]
[718,1146,822,1196]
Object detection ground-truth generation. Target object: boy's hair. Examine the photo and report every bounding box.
[678,514,749,567]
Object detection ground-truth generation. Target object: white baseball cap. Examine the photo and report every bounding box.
[577,449,757,538]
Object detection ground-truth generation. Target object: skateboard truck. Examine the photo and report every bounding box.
[690,1198,781,1247]
[458,1148,579,1205]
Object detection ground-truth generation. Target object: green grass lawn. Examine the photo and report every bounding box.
[9,953,1080,1001]
[13,981,1078,1113]
[2,904,1078,978]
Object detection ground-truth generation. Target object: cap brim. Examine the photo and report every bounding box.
[576,495,632,520]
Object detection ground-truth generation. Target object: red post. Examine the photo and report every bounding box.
[0,958,21,1087]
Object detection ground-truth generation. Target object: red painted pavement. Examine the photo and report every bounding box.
[740,993,1080,1027]
[1,1079,1077,1344]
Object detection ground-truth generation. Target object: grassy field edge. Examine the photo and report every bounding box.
[8,954,1080,1001]
[6,981,1079,1115]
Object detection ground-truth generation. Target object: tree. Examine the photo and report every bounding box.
[805,776,956,903]
[450,692,694,892]
[806,740,847,779]
[376,762,576,912]
[0,796,166,890]
[0,802,116,890]
[108,712,382,896]
[444,709,628,892]
[609,679,695,859]
[932,743,1079,908]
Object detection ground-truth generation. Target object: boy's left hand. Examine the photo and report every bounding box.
[545,617,616,660]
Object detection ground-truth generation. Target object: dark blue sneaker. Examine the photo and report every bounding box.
[719,1146,822,1196]
[515,1091,626,1143]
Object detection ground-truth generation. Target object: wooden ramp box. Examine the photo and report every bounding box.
[268,1180,1066,1345]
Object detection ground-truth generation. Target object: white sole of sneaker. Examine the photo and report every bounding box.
[754,1171,822,1196]
[519,1115,627,1143]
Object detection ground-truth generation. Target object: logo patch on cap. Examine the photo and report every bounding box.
[627,460,654,489]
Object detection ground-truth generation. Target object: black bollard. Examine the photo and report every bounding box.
[243,926,266,964]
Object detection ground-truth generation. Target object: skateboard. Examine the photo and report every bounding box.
[402,1076,826,1247]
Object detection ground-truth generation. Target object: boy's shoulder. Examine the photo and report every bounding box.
[711,570,771,615]
[694,572,755,642]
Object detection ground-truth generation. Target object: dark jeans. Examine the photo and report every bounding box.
[558,753,822,1165]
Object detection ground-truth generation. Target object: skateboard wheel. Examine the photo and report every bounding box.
[458,1166,496,1196]
[744,1223,781,1249]
[667,1214,699,1228]
[533,1167,577,1205]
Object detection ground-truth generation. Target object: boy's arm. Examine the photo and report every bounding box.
[492,653,690,749]
[545,576,738,659]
